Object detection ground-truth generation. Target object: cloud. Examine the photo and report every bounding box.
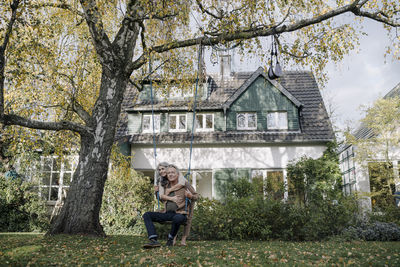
[324,20,400,131]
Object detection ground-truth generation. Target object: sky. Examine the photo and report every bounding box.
[323,19,400,133]
[203,18,400,138]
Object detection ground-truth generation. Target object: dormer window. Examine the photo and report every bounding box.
[237,113,257,130]
[168,85,194,99]
[267,112,288,130]
[143,114,160,133]
[195,114,214,132]
[169,114,186,132]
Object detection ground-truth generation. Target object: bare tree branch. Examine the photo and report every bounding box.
[0,0,90,136]
[54,72,92,124]
[29,1,84,17]
[139,22,147,50]
[2,114,91,135]
[195,0,222,20]
[112,0,142,66]
[128,0,400,74]
[352,8,400,27]
[1,0,20,118]
[129,79,143,91]
[79,0,113,66]
[71,101,92,124]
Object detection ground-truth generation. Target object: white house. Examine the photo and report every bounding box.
[339,82,400,210]
[116,59,335,200]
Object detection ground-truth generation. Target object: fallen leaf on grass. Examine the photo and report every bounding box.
[139,257,151,264]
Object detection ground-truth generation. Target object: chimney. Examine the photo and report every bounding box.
[220,54,231,78]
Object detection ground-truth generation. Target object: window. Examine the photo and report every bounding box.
[251,170,285,200]
[195,114,214,132]
[267,112,288,130]
[266,171,285,200]
[168,85,194,99]
[39,156,77,202]
[143,114,160,133]
[368,162,396,209]
[193,171,212,199]
[340,146,356,195]
[169,114,186,132]
[237,113,257,130]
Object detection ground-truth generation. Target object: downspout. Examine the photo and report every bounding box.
[223,106,227,131]
[298,105,303,132]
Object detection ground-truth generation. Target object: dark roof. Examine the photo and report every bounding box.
[278,70,334,142]
[384,82,400,99]
[129,131,332,145]
[115,85,138,140]
[120,67,335,144]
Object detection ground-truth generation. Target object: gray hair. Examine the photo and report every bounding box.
[157,162,169,171]
[167,164,180,173]
[156,162,169,184]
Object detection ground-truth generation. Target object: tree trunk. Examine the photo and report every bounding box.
[48,71,128,236]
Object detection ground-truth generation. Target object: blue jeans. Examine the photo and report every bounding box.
[143,211,187,240]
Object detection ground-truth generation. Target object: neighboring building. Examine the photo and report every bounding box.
[117,58,335,200]
[15,154,78,206]
[339,83,400,210]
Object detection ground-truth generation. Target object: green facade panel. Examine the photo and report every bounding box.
[214,112,225,131]
[160,113,168,132]
[226,76,299,131]
[118,142,131,156]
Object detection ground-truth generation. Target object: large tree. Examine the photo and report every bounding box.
[0,0,399,235]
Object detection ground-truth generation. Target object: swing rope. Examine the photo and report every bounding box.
[184,44,202,213]
[186,44,202,179]
[148,54,160,211]
[148,45,202,213]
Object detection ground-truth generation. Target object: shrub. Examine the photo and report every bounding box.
[100,149,154,235]
[190,194,359,241]
[369,204,400,226]
[190,169,358,241]
[191,197,271,240]
[342,220,400,241]
[286,142,343,206]
[0,175,49,232]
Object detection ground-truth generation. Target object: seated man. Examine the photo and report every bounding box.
[142,164,197,248]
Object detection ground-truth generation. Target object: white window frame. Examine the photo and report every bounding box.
[168,85,194,99]
[250,169,287,200]
[267,111,288,130]
[195,113,214,132]
[38,156,77,203]
[169,114,187,132]
[236,112,257,130]
[142,114,160,133]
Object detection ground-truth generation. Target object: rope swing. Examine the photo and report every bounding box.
[148,44,203,212]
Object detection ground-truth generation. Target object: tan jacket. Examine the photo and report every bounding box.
[161,180,198,215]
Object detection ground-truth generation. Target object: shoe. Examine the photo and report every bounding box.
[166,238,174,247]
[143,238,161,248]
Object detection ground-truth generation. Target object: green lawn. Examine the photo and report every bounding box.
[0,233,399,266]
